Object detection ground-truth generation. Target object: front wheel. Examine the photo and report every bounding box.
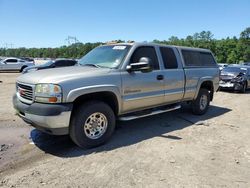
[20,66,27,73]
[240,82,247,93]
[70,101,116,148]
[191,88,210,115]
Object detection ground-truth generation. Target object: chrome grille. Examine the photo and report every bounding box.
[17,83,34,102]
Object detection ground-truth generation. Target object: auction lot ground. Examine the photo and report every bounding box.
[0,72,250,188]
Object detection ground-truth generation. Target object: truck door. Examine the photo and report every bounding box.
[121,46,165,113]
[159,47,185,103]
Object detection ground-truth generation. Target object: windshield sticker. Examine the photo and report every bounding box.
[113,46,126,50]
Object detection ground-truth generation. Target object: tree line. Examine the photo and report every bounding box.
[0,27,249,64]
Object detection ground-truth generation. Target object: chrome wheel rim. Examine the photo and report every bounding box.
[83,112,108,139]
[200,95,208,110]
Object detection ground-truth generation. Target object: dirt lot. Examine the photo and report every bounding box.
[0,73,250,188]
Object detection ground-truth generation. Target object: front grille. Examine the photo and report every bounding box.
[220,75,233,81]
[220,79,231,83]
[17,83,34,102]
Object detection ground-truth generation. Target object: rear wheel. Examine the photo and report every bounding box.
[191,88,210,115]
[240,82,247,93]
[70,101,116,148]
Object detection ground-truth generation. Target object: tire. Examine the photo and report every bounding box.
[240,82,247,93]
[191,88,210,115]
[70,101,116,148]
[20,66,27,73]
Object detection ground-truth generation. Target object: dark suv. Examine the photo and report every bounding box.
[22,59,77,73]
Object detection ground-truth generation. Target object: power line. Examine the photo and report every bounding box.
[3,43,14,49]
[65,36,79,46]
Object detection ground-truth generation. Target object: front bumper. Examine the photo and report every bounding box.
[13,94,73,135]
[219,82,243,91]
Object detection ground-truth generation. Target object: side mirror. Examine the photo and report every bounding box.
[126,57,152,72]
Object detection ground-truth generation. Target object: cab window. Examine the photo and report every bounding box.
[130,46,159,70]
[160,47,178,69]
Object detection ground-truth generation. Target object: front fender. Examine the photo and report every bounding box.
[66,84,122,109]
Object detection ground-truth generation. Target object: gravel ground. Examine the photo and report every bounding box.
[0,73,250,188]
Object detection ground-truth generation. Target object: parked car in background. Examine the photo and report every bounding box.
[20,57,35,63]
[218,63,228,71]
[219,65,250,93]
[242,62,250,66]
[22,59,77,74]
[0,57,34,72]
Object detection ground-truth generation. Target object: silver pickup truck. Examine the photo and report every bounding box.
[13,42,219,148]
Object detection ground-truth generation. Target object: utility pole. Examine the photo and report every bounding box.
[4,43,8,49]
[64,36,80,58]
[3,43,14,49]
[65,36,79,46]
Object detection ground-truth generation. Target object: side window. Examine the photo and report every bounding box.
[55,61,65,67]
[55,60,76,67]
[160,47,178,69]
[182,50,200,66]
[199,52,216,66]
[182,50,216,67]
[130,46,159,70]
[6,59,18,63]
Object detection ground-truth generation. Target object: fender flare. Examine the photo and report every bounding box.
[194,77,214,100]
[66,84,122,112]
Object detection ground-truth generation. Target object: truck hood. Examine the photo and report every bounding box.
[17,66,112,85]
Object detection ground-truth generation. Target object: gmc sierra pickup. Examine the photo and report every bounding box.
[13,42,219,148]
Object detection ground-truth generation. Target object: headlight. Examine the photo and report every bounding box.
[35,84,62,103]
[231,77,244,83]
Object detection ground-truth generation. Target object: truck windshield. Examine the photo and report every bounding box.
[42,60,54,66]
[78,45,131,68]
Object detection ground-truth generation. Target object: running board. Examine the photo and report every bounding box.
[119,104,181,121]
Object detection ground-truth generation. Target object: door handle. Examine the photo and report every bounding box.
[157,75,164,80]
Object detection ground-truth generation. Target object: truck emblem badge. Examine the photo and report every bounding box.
[18,88,25,95]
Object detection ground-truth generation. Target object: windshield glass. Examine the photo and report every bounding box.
[222,67,247,74]
[41,60,54,67]
[78,45,131,68]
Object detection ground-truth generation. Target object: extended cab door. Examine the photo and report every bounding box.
[158,47,185,103]
[121,46,165,113]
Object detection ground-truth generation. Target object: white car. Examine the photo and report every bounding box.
[218,63,228,71]
[0,57,34,72]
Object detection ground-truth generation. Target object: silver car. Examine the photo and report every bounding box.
[0,57,34,72]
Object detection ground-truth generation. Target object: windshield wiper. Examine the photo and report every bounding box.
[82,63,101,68]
